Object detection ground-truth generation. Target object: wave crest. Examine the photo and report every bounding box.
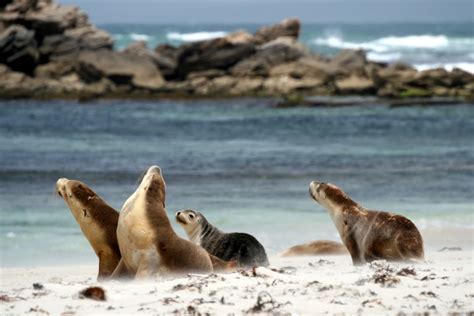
[167,31,227,42]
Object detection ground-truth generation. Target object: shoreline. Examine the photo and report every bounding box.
[1,251,472,314]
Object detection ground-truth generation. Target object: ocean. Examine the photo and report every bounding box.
[0,99,473,267]
[105,22,474,73]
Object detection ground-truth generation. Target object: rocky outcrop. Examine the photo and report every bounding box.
[0,0,472,102]
[76,49,165,90]
[173,35,256,79]
[0,25,38,73]
[253,18,300,44]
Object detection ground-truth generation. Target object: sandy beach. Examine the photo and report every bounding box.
[1,250,472,315]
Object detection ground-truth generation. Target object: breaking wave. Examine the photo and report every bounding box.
[167,31,227,42]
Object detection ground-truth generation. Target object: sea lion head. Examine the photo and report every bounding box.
[175,209,202,230]
[309,180,358,210]
[56,178,100,223]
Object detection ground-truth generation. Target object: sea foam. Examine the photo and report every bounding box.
[167,31,227,42]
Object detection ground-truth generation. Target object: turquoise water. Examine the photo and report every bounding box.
[0,100,473,267]
[104,22,474,72]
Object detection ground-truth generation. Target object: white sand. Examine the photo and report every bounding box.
[1,250,473,315]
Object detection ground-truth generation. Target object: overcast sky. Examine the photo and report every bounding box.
[59,0,473,24]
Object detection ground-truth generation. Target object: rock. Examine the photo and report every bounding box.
[253,18,300,44]
[76,49,165,90]
[0,25,39,73]
[263,75,324,94]
[329,49,367,76]
[230,77,264,95]
[174,35,256,79]
[410,68,451,88]
[194,76,236,96]
[186,69,227,80]
[449,68,474,87]
[124,41,176,78]
[39,25,113,60]
[377,63,417,85]
[34,58,73,78]
[1,1,88,35]
[335,74,375,94]
[231,37,308,76]
[269,56,331,80]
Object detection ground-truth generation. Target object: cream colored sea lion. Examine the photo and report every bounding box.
[309,180,424,265]
[279,240,348,257]
[115,166,213,279]
[56,178,122,279]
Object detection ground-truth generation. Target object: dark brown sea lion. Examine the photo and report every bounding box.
[309,180,424,265]
[56,178,122,279]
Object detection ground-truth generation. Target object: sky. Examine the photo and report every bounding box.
[59,0,473,24]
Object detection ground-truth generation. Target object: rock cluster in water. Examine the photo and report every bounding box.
[1,0,473,101]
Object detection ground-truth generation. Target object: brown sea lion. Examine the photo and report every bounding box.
[115,166,213,279]
[279,240,348,257]
[56,178,122,279]
[309,180,424,265]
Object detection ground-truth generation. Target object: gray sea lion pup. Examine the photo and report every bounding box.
[309,180,424,265]
[114,166,213,279]
[280,240,348,257]
[176,210,270,267]
[56,178,123,280]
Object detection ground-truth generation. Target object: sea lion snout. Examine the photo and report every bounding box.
[56,178,69,197]
[309,181,323,201]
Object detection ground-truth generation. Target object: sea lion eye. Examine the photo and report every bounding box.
[189,214,195,219]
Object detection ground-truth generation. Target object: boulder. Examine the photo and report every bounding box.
[193,76,236,96]
[449,68,474,87]
[263,75,324,94]
[39,25,113,60]
[230,77,264,95]
[269,56,331,80]
[329,49,367,76]
[409,68,451,88]
[76,49,165,90]
[174,35,256,79]
[231,37,308,76]
[335,74,375,94]
[253,18,300,44]
[124,41,176,78]
[0,24,38,73]
[34,58,73,78]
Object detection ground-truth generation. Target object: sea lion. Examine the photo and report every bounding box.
[56,178,122,279]
[309,180,424,265]
[176,209,270,267]
[115,166,213,279]
[279,240,348,257]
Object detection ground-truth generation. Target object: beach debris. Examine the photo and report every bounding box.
[309,259,334,267]
[420,291,438,298]
[404,294,419,302]
[27,306,49,314]
[396,267,416,276]
[270,266,297,274]
[438,247,462,252]
[78,286,106,301]
[420,273,436,281]
[161,297,181,305]
[33,283,44,290]
[370,265,400,287]
[191,297,216,305]
[0,294,27,302]
[173,305,201,315]
[245,291,290,313]
[305,280,321,287]
[318,285,334,292]
[361,298,384,308]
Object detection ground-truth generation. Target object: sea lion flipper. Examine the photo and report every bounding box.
[209,254,238,272]
[110,258,130,280]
